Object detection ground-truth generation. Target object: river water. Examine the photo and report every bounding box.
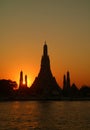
[0,101,90,130]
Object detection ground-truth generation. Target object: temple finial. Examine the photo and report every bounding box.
[43,41,48,56]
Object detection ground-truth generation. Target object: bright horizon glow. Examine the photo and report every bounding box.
[27,79,32,87]
[22,79,31,87]
[0,0,90,88]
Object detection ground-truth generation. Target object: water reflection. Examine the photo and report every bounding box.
[0,101,90,130]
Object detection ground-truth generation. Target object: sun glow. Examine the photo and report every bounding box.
[22,77,32,87]
[27,78,32,87]
[23,80,25,85]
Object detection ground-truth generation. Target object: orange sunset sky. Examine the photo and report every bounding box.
[0,0,90,88]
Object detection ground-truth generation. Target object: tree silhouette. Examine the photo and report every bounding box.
[0,79,17,99]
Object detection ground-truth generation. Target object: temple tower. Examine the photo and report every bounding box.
[67,71,70,90]
[19,71,23,88]
[44,42,48,56]
[25,75,27,87]
[63,74,67,90]
[40,42,51,75]
[30,41,61,98]
[63,71,71,97]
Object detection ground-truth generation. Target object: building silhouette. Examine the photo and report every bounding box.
[25,75,27,87]
[63,71,71,96]
[63,71,71,90]
[19,71,28,89]
[67,71,70,90]
[30,41,61,98]
[19,70,23,89]
[1,42,90,101]
[63,74,67,90]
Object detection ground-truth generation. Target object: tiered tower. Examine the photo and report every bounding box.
[63,74,67,90]
[67,71,70,90]
[19,71,28,89]
[19,71,23,88]
[63,71,71,96]
[25,75,27,87]
[30,42,61,98]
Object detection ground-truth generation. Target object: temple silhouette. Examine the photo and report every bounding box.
[29,41,61,99]
[0,42,90,101]
[19,71,28,89]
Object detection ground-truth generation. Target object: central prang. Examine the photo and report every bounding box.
[30,41,61,98]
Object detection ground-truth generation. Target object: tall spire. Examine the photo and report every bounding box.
[67,71,70,89]
[25,75,27,87]
[41,41,50,71]
[30,42,61,98]
[63,74,67,90]
[19,70,23,87]
[43,41,48,56]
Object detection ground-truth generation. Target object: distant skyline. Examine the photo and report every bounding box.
[0,0,90,88]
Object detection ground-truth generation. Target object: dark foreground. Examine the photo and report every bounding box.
[0,96,90,102]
